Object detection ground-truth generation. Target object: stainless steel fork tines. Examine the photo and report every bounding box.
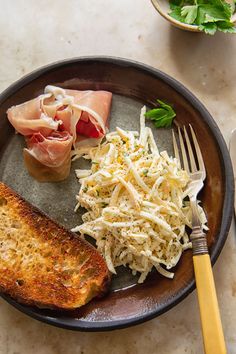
[172,125,208,256]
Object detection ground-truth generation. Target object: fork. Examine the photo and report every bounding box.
[172,126,227,354]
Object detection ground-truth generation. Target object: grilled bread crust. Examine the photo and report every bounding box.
[0,182,110,309]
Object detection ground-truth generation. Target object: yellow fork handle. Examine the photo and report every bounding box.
[193,254,227,354]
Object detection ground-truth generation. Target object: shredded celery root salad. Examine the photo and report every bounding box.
[71,107,207,283]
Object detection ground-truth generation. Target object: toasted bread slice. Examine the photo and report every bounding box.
[0,182,110,309]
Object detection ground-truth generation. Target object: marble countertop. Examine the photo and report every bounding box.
[0,1,236,353]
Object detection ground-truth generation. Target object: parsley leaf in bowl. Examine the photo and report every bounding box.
[169,0,236,35]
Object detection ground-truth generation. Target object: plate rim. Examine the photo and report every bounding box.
[0,56,234,331]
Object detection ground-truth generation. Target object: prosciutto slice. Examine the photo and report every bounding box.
[64,89,112,139]
[24,131,73,182]
[7,95,60,137]
[41,87,112,140]
[7,86,112,140]
[7,85,112,182]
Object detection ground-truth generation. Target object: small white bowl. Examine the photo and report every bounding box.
[151,0,236,33]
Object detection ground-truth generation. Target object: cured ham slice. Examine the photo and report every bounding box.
[24,131,73,182]
[42,87,112,140]
[63,89,112,139]
[7,86,112,141]
[7,95,60,137]
[7,85,112,182]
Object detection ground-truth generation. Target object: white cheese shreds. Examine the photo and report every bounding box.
[73,106,207,283]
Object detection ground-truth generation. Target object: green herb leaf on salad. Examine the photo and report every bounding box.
[169,0,236,35]
[145,100,176,128]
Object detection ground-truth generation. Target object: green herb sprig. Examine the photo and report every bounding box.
[145,99,176,128]
[169,0,236,35]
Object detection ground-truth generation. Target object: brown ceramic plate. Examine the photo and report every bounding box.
[0,57,234,331]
